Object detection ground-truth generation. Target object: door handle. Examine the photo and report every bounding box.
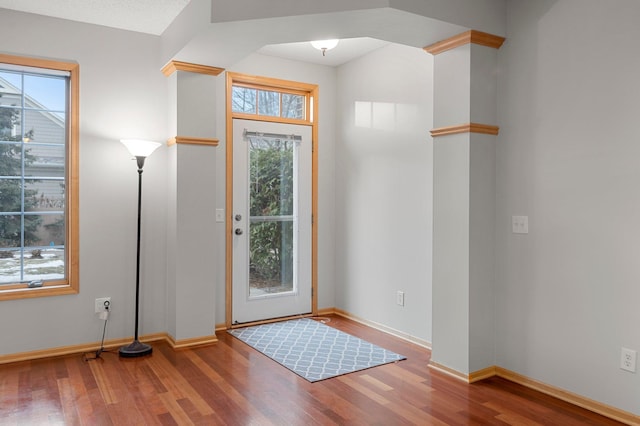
[235,228,243,235]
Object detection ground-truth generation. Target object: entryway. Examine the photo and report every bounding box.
[225,72,319,327]
[231,119,312,324]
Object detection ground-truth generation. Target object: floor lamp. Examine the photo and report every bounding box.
[119,139,161,358]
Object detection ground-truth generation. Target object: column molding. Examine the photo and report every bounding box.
[431,123,500,138]
[424,30,505,55]
[167,136,219,147]
[431,123,499,138]
[161,60,225,77]
[427,30,505,139]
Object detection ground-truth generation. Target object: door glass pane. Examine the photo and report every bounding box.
[248,135,295,297]
[249,220,294,297]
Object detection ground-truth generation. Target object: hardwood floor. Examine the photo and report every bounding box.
[0,315,627,425]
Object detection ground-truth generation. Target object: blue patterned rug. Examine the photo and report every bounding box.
[228,318,406,382]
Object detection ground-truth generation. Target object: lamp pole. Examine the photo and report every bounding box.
[119,140,160,358]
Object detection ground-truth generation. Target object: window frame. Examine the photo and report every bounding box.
[0,53,79,301]
[230,80,311,125]
[225,72,319,328]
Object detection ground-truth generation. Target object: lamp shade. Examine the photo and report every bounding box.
[120,139,161,158]
[310,39,339,51]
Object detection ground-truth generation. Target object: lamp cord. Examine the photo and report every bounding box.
[83,314,111,362]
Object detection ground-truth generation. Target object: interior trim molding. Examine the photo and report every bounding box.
[229,314,314,330]
[317,307,336,317]
[424,30,506,55]
[430,123,499,137]
[167,136,219,147]
[494,367,639,425]
[428,360,469,382]
[331,308,432,349]
[469,366,497,383]
[161,60,225,77]
[427,363,638,423]
[166,334,218,350]
[0,332,211,365]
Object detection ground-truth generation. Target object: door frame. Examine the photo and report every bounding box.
[225,72,319,328]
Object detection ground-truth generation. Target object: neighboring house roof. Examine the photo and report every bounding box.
[0,73,65,211]
[0,75,65,131]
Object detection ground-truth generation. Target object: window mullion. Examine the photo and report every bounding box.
[19,72,26,282]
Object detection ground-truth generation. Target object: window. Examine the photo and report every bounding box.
[0,54,79,300]
[231,84,307,121]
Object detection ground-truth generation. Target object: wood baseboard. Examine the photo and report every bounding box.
[0,332,212,365]
[494,367,639,425]
[469,365,497,383]
[330,308,432,349]
[317,307,336,317]
[0,338,129,365]
[427,362,638,424]
[428,363,496,384]
[428,360,469,382]
[166,334,218,350]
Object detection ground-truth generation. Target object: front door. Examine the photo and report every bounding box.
[231,119,312,324]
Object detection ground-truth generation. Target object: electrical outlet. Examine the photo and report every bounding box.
[396,291,405,306]
[620,347,636,373]
[95,297,111,313]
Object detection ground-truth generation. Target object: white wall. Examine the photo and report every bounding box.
[496,0,640,415]
[0,10,168,354]
[335,44,434,342]
[214,53,338,324]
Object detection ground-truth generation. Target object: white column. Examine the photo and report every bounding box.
[426,31,503,379]
[163,61,224,345]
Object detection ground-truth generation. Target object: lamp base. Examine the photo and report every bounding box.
[119,340,153,358]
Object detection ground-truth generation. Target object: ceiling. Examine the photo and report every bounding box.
[0,0,190,36]
[257,38,389,67]
[0,0,390,67]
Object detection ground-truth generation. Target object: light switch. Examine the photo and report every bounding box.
[216,209,225,223]
[512,215,529,234]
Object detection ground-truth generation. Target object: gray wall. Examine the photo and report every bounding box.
[335,43,434,343]
[2,0,639,417]
[496,0,640,414]
[0,10,169,353]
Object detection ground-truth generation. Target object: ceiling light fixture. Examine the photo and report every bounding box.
[311,39,339,56]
